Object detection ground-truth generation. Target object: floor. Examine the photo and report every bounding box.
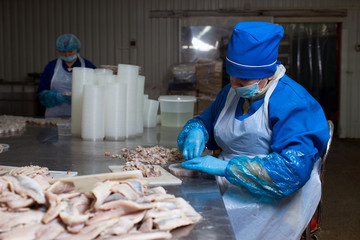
[316,137,360,239]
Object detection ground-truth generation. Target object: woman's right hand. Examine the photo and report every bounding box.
[38,90,67,107]
[182,128,205,160]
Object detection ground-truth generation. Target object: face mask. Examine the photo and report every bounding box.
[234,81,260,98]
[61,54,77,62]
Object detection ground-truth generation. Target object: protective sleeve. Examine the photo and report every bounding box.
[225,151,312,198]
[225,76,330,198]
[177,118,209,152]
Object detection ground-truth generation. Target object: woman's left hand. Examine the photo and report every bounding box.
[181,155,228,176]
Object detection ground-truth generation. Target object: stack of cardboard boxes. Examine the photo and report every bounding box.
[168,58,223,116]
[167,63,197,97]
[194,58,223,115]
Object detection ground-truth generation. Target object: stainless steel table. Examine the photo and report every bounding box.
[0,124,235,239]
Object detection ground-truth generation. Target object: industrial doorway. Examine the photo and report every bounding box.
[279,23,340,124]
[179,18,339,123]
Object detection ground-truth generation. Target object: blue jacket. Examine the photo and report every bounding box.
[37,57,96,94]
[194,75,330,197]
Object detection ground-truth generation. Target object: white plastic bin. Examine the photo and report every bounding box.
[158,95,196,127]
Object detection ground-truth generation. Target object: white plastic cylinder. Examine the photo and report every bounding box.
[94,68,113,75]
[71,67,95,137]
[126,77,138,137]
[144,99,159,128]
[136,75,145,135]
[97,74,115,86]
[81,84,105,141]
[95,69,114,85]
[117,64,139,82]
[143,94,149,126]
[104,82,127,141]
[117,64,139,138]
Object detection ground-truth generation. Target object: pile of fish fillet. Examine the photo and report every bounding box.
[0,175,202,239]
[106,146,185,178]
[0,115,64,135]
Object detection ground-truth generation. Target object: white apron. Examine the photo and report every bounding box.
[214,67,321,240]
[45,56,85,118]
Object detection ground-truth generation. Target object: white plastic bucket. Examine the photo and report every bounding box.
[158,95,196,127]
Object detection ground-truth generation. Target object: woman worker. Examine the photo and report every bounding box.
[178,22,330,240]
[37,34,96,118]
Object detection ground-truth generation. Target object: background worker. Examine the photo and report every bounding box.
[178,22,330,240]
[37,33,96,118]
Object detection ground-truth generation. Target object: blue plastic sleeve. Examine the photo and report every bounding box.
[225,150,313,198]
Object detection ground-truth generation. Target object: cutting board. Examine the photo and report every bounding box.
[108,165,182,186]
[0,165,78,180]
[50,170,143,193]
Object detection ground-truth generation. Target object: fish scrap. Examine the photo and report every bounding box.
[105,146,185,178]
[0,174,202,239]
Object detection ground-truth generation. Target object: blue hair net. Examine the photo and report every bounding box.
[56,34,81,52]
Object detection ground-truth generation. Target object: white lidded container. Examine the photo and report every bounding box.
[117,64,139,138]
[158,95,196,127]
[81,84,105,141]
[104,82,127,141]
[71,67,95,137]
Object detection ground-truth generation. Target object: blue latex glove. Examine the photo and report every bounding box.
[38,90,67,108]
[182,155,228,176]
[182,128,205,160]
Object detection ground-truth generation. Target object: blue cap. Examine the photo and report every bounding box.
[226,22,284,79]
[56,34,81,52]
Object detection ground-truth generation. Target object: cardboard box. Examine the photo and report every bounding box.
[167,82,197,96]
[194,94,215,116]
[172,63,196,83]
[195,58,223,97]
[195,58,223,74]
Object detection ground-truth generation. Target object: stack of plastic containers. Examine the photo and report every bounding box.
[70,63,150,141]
